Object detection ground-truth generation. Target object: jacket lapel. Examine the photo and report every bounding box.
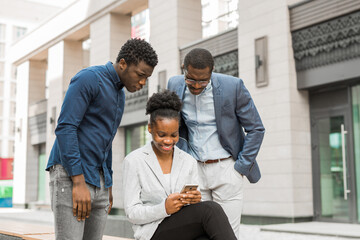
[212,74,222,134]
[170,146,185,193]
[175,78,186,100]
[142,143,171,195]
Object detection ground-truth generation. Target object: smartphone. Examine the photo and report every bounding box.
[180,184,198,193]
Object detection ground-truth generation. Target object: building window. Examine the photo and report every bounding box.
[131,9,150,41]
[125,123,150,155]
[158,70,167,91]
[352,84,360,222]
[13,26,27,42]
[0,24,5,41]
[202,0,238,38]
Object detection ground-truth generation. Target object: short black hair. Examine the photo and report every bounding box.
[183,48,214,71]
[116,38,158,67]
[146,90,182,125]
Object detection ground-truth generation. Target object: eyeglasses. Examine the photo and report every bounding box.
[183,70,210,87]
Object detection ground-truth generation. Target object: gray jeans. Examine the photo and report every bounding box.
[49,164,110,240]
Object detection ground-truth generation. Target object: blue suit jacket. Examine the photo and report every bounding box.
[168,72,265,183]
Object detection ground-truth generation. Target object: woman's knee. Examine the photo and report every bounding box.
[198,201,223,213]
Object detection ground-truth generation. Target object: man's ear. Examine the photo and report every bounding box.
[119,58,127,71]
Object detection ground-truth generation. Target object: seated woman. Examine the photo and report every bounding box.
[123,90,236,240]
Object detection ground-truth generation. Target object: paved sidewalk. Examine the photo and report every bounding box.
[240,224,360,240]
[0,219,132,240]
[261,222,360,239]
[0,208,131,240]
[0,208,358,239]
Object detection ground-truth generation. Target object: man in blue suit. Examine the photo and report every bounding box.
[167,48,265,239]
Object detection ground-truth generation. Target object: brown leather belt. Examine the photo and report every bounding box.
[198,157,230,164]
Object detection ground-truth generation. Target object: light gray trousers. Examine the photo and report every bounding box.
[49,164,109,240]
[197,157,244,240]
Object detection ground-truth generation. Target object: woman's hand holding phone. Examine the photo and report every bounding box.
[165,193,185,215]
[180,190,201,205]
[179,184,201,205]
[165,184,202,214]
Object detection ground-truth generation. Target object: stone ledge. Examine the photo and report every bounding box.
[0,220,133,240]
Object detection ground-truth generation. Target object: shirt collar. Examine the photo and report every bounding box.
[204,79,212,93]
[105,61,124,90]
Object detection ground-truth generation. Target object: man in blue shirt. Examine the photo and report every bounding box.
[46,38,158,240]
[168,48,264,239]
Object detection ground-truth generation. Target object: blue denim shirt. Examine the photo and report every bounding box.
[46,61,125,188]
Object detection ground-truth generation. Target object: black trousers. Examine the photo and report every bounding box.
[150,201,237,240]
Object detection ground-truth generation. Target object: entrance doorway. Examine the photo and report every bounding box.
[310,87,357,222]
